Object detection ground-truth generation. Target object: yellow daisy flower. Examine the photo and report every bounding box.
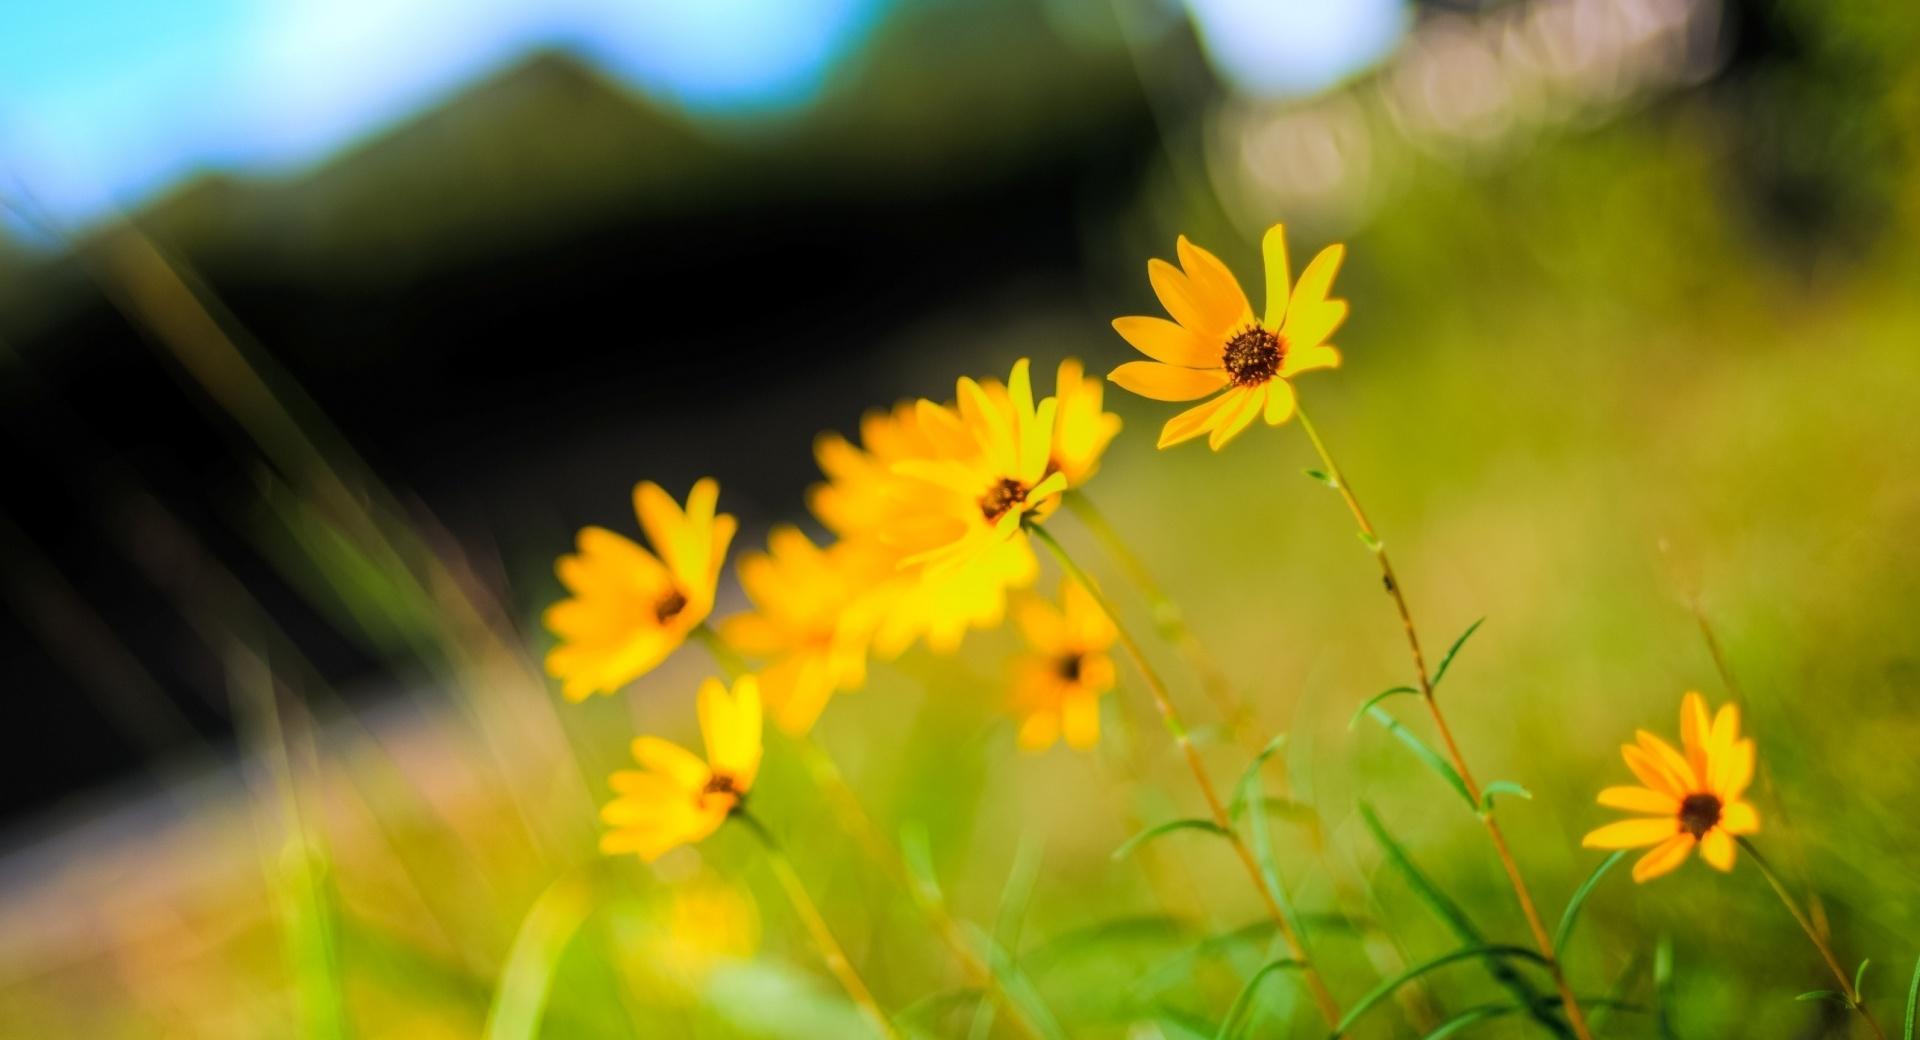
[891,358,1067,572]
[1010,578,1118,751]
[1109,224,1347,451]
[1583,691,1760,882]
[721,527,883,735]
[545,479,737,701]
[600,675,763,862]
[1045,358,1122,487]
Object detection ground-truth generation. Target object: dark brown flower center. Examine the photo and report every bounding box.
[1678,793,1722,838]
[1056,653,1083,682]
[703,773,742,809]
[654,589,689,624]
[1222,325,1285,387]
[979,477,1029,521]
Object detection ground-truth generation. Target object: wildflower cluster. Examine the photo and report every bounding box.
[539,223,1894,1038]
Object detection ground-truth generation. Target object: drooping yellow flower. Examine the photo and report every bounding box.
[1045,358,1122,487]
[891,358,1067,572]
[1109,224,1346,451]
[545,479,737,701]
[1583,691,1760,882]
[1010,578,1118,751]
[601,675,763,862]
[721,527,883,735]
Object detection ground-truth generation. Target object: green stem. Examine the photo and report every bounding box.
[1024,521,1344,1029]
[735,811,901,1040]
[1738,837,1887,1039]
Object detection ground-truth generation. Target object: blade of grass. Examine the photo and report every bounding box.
[1348,688,1420,730]
[1430,618,1486,688]
[1905,955,1919,1040]
[1359,707,1476,811]
[1554,852,1627,959]
[1335,945,1552,1037]
[484,874,594,1040]
[1214,958,1304,1039]
[1113,819,1235,861]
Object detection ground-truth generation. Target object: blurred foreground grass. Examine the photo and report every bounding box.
[4,55,1920,1040]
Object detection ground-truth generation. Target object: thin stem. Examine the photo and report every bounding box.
[1738,837,1888,1040]
[1025,521,1344,1028]
[735,812,901,1040]
[695,623,1050,1040]
[1063,491,1249,737]
[1293,404,1594,1040]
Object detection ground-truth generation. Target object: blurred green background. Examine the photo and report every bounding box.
[1,0,1917,1036]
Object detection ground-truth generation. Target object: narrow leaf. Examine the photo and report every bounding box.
[1228,733,1289,819]
[1431,617,1487,688]
[485,875,594,1040]
[1357,530,1382,552]
[1214,958,1304,1039]
[1114,818,1234,861]
[1903,954,1918,1040]
[1479,781,1533,814]
[1335,945,1551,1036]
[1554,850,1627,958]
[1856,958,1871,999]
[1421,1004,1518,1039]
[1358,804,1569,1039]
[1362,706,1477,811]
[1348,687,1420,731]
[1304,468,1337,487]
[1796,990,1847,1005]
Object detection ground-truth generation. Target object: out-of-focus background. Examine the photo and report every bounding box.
[2,0,1916,1036]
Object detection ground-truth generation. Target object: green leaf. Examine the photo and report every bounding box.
[1213,958,1304,1039]
[896,987,985,1030]
[1304,468,1336,487]
[1903,955,1919,1040]
[1335,945,1551,1036]
[1479,781,1533,814]
[1796,990,1849,1006]
[1134,922,1275,1003]
[1420,1004,1519,1039]
[1357,530,1383,552]
[1654,935,1677,1040]
[1113,818,1234,861]
[1348,687,1420,730]
[1357,804,1570,1039]
[1228,733,1288,818]
[485,875,594,1040]
[1431,617,1486,688]
[1554,850,1626,958]
[1360,706,1477,811]
[1856,958,1871,999]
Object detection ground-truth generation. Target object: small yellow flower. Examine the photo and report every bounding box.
[721,528,883,735]
[1583,691,1760,883]
[601,675,763,862]
[1045,358,1122,487]
[545,479,737,701]
[1110,224,1346,451]
[891,358,1068,572]
[1010,579,1118,751]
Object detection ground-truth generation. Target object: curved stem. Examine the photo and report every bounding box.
[1293,404,1594,1040]
[694,623,1050,1040]
[1062,491,1249,736]
[1026,521,1344,1028]
[735,812,900,1039]
[1738,837,1887,1039]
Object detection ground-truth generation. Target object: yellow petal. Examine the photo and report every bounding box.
[1680,690,1711,777]
[1175,235,1253,335]
[1620,744,1683,798]
[1111,316,1219,367]
[1596,785,1679,814]
[1157,392,1240,449]
[1208,385,1266,451]
[1715,739,1756,802]
[1282,299,1348,351]
[631,736,708,790]
[1147,258,1214,335]
[1583,817,1679,850]
[1262,378,1297,426]
[1260,223,1292,329]
[1631,833,1696,882]
[1636,730,1700,792]
[1279,343,1341,378]
[1061,692,1101,749]
[1719,799,1759,835]
[1290,243,1345,314]
[1698,828,1735,871]
[1109,361,1230,401]
[699,676,763,791]
[1018,710,1059,751]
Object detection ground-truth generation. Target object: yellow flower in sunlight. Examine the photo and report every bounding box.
[721,527,883,735]
[545,479,737,701]
[1109,224,1346,451]
[601,675,763,861]
[1010,578,1117,751]
[1583,691,1760,883]
[891,358,1067,572]
[1045,358,1122,487]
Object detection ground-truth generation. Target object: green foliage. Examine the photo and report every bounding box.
[1335,945,1551,1037]
[1357,706,1477,811]
[1112,819,1235,861]
[1430,618,1486,689]
[1212,958,1303,1039]
[1554,850,1627,959]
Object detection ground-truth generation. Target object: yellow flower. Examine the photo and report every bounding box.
[1045,358,1122,487]
[1109,224,1346,451]
[1583,691,1760,883]
[601,675,763,862]
[545,479,736,701]
[721,528,882,735]
[1010,578,1118,751]
[891,358,1068,572]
